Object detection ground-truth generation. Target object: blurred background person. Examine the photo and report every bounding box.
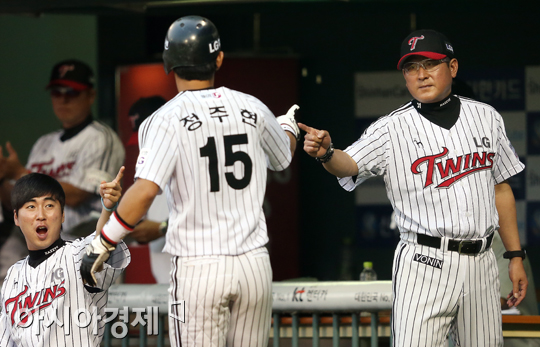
[0,59,125,241]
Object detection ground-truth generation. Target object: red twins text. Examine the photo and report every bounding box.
[29,159,75,179]
[4,282,66,326]
[411,147,495,188]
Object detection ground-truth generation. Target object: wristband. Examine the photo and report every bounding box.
[101,197,118,212]
[315,143,335,163]
[101,211,135,245]
[503,250,526,260]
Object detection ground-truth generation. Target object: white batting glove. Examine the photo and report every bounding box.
[80,235,116,287]
[276,104,301,141]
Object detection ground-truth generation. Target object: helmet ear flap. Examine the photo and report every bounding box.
[162,16,221,74]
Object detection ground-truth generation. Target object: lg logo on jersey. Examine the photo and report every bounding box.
[474,137,491,148]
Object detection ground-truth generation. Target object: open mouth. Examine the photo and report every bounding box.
[36,226,48,238]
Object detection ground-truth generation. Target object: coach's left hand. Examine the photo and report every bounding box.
[81,235,116,287]
[507,258,528,307]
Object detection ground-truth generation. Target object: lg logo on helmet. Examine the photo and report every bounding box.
[209,39,221,53]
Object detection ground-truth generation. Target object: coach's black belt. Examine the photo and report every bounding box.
[416,233,494,255]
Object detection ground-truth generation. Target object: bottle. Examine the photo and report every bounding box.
[360,261,377,281]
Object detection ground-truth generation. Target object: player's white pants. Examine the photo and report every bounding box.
[168,247,273,347]
[392,240,502,347]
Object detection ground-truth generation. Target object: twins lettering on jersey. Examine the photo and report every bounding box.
[29,159,75,179]
[412,147,495,189]
[4,281,66,326]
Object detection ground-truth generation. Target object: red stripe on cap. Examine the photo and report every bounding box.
[100,231,118,246]
[46,79,91,91]
[397,52,447,70]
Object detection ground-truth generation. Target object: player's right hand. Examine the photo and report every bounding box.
[276,104,301,141]
[80,235,116,287]
[298,123,332,158]
[100,166,125,209]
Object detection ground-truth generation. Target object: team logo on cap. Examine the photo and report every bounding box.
[164,39,169,50]
[408,35,425,51]
[58,64,75,78]
[446,43,454,53]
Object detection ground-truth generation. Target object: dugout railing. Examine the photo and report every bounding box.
[104,281,393,347]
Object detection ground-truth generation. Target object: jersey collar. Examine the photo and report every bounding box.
[60,114,93,142]
[28,238,66,268]
[412,94,461,130]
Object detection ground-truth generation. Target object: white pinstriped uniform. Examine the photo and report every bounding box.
[135,86,292,347]
[26,121,125,235]
[339,95,524,347]
[0,233,130,347]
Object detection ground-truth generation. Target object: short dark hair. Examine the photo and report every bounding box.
[11,173,66,215]
[173,61,217,81]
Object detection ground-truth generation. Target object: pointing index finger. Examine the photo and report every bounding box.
[298,122,318,135]
[113,166,125,184]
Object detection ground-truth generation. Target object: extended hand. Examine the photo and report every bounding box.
[100,166,125,209]
[276,105,301,141]
[506,258,528,307]
[80,235,116,287]
[298,123,332,158]
[1,142,26,180]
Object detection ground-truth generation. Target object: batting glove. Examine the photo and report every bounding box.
[80,235,116,287]
[276,104,301,141]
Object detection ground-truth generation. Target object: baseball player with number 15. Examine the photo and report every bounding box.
[80,15,299,347]
[300,30,527,346]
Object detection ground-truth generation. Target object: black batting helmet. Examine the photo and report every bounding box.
[162,16,221,74]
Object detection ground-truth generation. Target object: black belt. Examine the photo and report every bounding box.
[417,233,494,255]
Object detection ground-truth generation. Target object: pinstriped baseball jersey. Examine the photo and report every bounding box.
[26,120,125,234]
[339,95,524,240]
[135,86,292,257]
[0,233,130,347]
[339,94,522,347]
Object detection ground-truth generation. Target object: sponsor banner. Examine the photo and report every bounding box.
[526,66,540,112]
[527,201,540,247]
[271,281,393,312]
[500,111,526,156]
[354,71,410,118]
[526,156,540,201]
[460,68,525,111]
[527,112,540,155]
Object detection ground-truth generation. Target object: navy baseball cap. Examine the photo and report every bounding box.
[46,59,95,90]
[397,30,455,70]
